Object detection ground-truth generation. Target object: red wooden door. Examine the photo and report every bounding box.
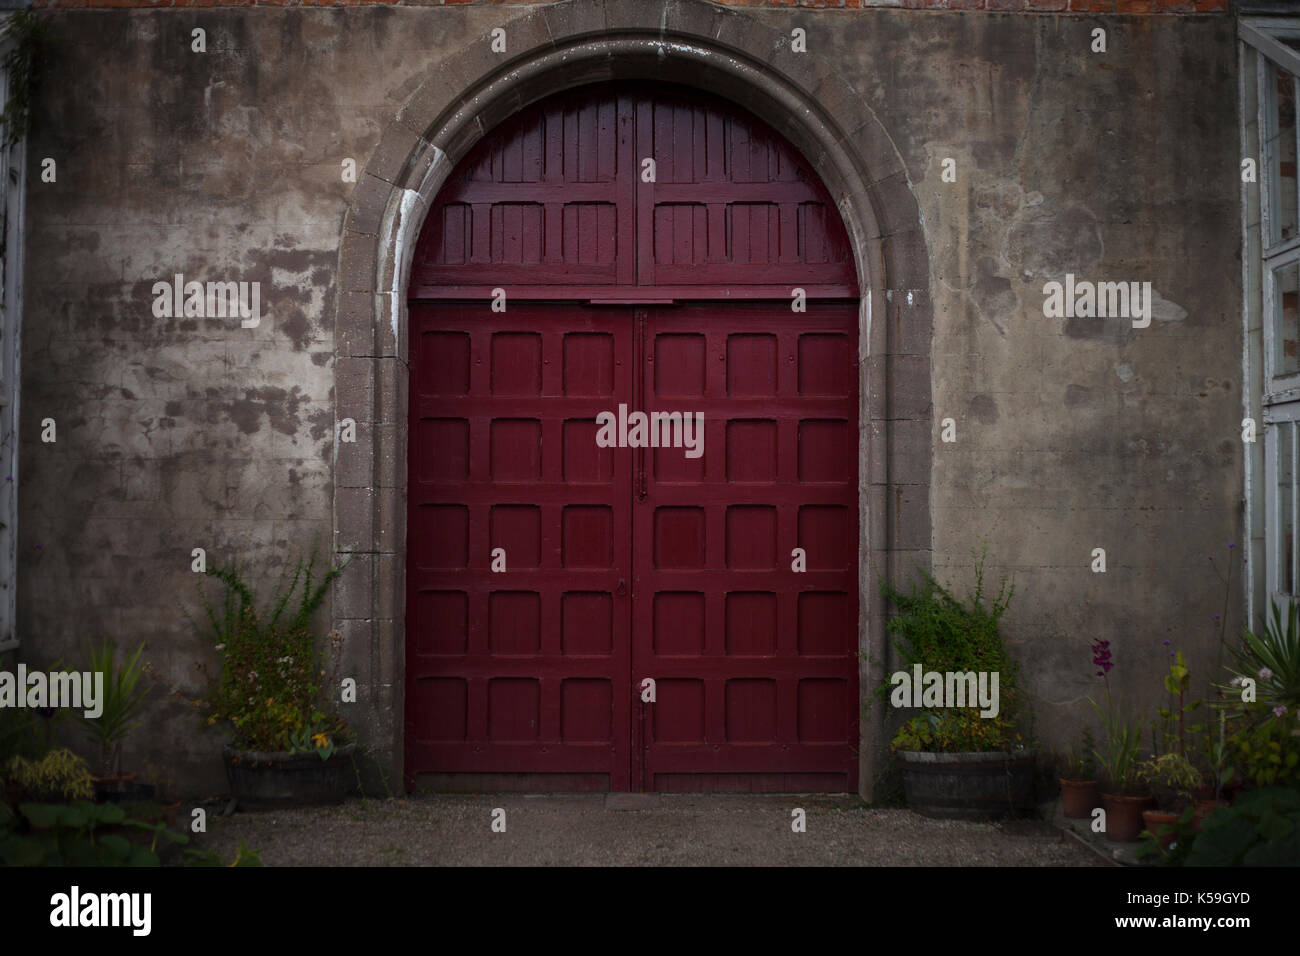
[406,301,635,791]
[635,303,859,792]
[405,82,860,792]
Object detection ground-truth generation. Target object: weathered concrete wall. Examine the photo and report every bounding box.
[780,10,1242,753]
[18,2,1239,795]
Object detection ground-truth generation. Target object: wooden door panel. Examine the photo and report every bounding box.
[411,82,856,299]
[633,303,859,792]
[405,302,635,791]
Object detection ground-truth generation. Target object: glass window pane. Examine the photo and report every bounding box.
[1272,260,1300,378]
[1280,422,1295,596]
[1268,63,1299,246]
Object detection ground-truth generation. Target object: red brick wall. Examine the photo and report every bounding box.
[29,0,1230,12]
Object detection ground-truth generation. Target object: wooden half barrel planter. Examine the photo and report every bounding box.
[223,744,357,811]
[898,750,1038,819]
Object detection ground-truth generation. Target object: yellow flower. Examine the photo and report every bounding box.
[311,732,330,749]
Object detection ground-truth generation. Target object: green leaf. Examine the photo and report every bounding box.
[0,834,45,866]
[19,802,64,829]
[1243,831,1300,865]
[97,833,132,860]
[181,847,222,867]
[126,844,159,866]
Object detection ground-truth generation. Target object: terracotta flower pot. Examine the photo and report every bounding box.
[1059,778,1099,819]
[1194,798,1229,831]
[91,772,138,803]
[1141,809,1180,849]
[1100,792,1154,842]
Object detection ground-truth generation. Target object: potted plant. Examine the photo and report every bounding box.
[76,640,153,802]
[1192,708,1236,828]
[3,748,95,804]
[1057,729,1099,819]
[880,553,1035,820]
[1136,752,1202,850]
[1089,639,1152,842]
[197,549,355,810]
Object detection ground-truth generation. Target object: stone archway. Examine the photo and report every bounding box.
[331,0,933,800]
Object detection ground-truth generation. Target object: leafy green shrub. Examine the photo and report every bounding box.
[196,550,351,753]
[879,553,1023,753]
[0,799,258,867]
[891,709,1020,753]
[5,749,94,801]
[1184,787,1300,866]
[1227,705,1300,789]
[1137,753,1203,812]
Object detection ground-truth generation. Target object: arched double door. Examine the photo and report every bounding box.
[405,81,861,792]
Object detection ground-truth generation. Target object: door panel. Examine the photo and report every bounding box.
[405,301,635,791]
[633,303,860,792]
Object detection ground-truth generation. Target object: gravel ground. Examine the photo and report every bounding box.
[198,793,1106,866]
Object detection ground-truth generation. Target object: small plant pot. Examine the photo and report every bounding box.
[96,777,157,805]
[92,772,138,802]
[1100,792,1154,842]
[1141,809,1180,849]
[1059,778,1099,819]
[1194,798,1229,831]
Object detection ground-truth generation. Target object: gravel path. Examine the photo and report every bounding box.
[198,793,1105,866]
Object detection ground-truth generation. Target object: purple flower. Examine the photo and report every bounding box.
[1213,615,1220,622]
[1260,667,1274,680]
[1229,542,1236,549]
[1162,639,1171,646]
[1091,639,1113,676]
[1275,705,1289,718]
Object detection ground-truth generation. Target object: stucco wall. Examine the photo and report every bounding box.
[18,1,1239,796]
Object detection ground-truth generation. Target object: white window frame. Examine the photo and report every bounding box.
[1251,23,1300,396]
[1263,403,1300,604]
[1242,17,1300,622]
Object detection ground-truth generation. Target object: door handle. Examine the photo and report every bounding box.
[616,577,627,597]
